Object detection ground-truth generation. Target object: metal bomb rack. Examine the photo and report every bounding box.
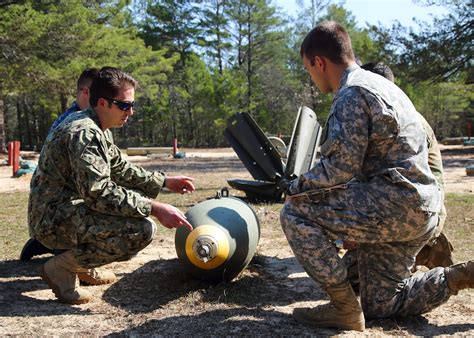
[224,106,322,202]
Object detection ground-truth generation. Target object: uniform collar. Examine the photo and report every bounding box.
[85,108,103,130]
[66,101,80,113]
[338,63,360,92]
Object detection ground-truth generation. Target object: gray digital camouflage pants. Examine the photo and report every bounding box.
[280,184,451,319]
[32,199,156,268]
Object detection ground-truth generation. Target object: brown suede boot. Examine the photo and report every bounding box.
[445,260,474,295]
[78,268,116,286]
[293,281,365,331]
[415,233,454,269]
[39,251,92,304]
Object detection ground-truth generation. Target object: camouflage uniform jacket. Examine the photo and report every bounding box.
[288,64,440,213]
[28,108,165,233]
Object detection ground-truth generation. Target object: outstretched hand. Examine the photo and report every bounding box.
[164,176,195,194]
[151,201,193,231]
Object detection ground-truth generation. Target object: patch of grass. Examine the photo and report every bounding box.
[444,193,474,262]
[0,191,29,261]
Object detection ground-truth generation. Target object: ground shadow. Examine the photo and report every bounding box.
[101,255,322,314]
[442,158,473,168]
[2,255,472,336]
[441,146,474,168]
[369,315,474,336]
[0,259,90,317]
[0,257,51,279]
[106,303,474,336]
[104,307,310,336]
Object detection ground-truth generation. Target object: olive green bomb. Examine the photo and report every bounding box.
[175,191,260,282]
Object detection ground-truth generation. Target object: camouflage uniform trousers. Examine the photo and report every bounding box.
[280,183,451,319]
[32,199,156,268]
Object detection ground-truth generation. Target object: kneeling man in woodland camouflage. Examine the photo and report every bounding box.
[28,67,195,304]
[280,21,473,331]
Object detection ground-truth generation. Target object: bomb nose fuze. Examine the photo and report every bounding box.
[175,192,260,282]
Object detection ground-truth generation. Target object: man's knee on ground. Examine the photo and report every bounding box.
[361,294,399,319]
[143,217,157,243]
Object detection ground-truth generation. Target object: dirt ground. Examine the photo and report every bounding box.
[0,146,473,336]
[1,145,473,194]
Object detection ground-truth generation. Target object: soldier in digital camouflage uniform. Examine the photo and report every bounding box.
[341,62,454,293]
[359,62,451,259]
[29,67,195,304]
[280,21,473,331]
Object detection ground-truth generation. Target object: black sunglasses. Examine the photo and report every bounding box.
[104,97,135,111]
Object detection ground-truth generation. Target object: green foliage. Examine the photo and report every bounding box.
[407,81,474,138]
[138,0,202,59]
[198,0,232,74]
[0,0,471,148]
[395,0,473,83]
[0,0,175,148]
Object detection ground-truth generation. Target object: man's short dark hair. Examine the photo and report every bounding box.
[89,67,138,108]
[76,68,99,92]
[300,21,355,65]
[361,62,395,83]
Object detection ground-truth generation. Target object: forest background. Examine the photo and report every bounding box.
[0,0,472,151]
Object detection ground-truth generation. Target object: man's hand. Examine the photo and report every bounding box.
[164,176,195,194]
[151,201,193,231]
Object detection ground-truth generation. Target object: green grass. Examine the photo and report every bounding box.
[1,191,472,262]
[0,192,29,260]
[444,193,474,262]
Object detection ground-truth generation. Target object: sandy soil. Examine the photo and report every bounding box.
[0,146,473,336]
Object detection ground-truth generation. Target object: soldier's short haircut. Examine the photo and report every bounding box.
[89,67,138,108]
[361,62,395,83]
[76,68,99,92]
[300,21,355,65]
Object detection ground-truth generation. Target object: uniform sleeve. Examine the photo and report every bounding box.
[288,88,371,194]
[420,117,444,189]
[69,130,153,217]
[108,142,165,199]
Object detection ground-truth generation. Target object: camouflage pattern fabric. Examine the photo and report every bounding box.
[357,237,450,318]
[34,199,156,268]
[281,65,450,318]
[419,114,447,242]
[28,108,164,268]
[342,249,359,292]
[288,65,440,214]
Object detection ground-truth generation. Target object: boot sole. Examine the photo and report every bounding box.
[294,313,365,332]
[78,274,116,286]
[39,265,91,305]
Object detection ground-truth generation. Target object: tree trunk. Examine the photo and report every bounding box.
[0,99,5,153]
[16,99,23,144]
[22,97,35,150]
[60,92,68,113]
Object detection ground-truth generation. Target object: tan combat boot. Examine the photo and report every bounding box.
[293,281,365,331]
[415,233,454,269]
[78,268,116,286]
[39,250,92,304]
[445,260,474,295]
